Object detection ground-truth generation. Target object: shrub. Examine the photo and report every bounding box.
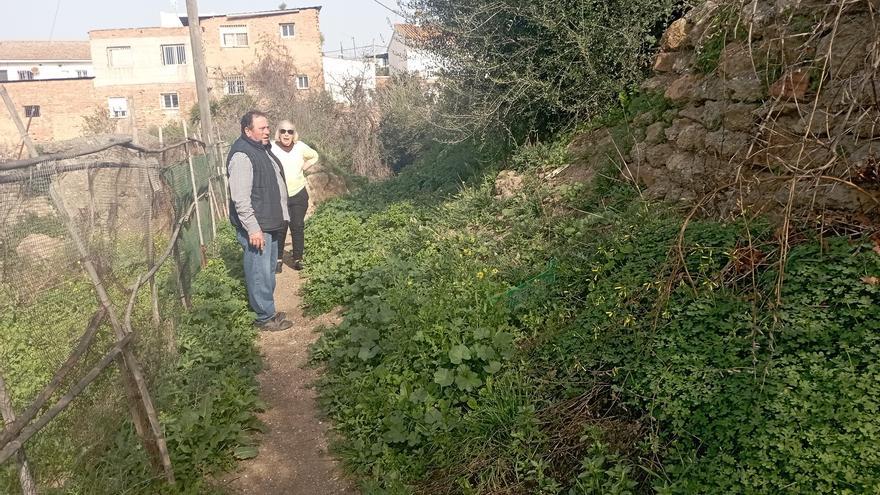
[403,0,686,141]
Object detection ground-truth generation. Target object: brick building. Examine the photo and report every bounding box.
[0,6,324,149]
[180,7,324,96]
[89,26,198,136]
[0,78,97,151]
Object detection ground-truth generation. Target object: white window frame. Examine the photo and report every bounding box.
[296,75,309,90]
[107,46,133,68]
[161,92,180,109]
[161,44,187,65]
[225,75,246,95]
[17,70,34,80]
[108,97,129,118]
[220,25,249,48]
[280,23,295,38]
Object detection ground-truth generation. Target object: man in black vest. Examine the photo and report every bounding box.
[228,110,293,331]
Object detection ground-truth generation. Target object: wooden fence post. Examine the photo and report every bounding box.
[144,171,161,327]
[48,184,175,485]
[0,375,37,495]
[182,120,207,267]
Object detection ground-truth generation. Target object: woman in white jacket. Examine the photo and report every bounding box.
[271,120,319,272]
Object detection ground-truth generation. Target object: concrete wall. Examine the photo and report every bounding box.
[388,33,408,75]
[323,56,376,103]
[387,31,441,79]
[89,27,195,87]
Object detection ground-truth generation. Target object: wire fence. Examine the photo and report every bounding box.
[0,136,229,493]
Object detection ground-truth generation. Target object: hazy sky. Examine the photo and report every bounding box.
[0,0,403,55]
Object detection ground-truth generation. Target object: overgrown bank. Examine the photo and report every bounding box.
[304,137,880,493]
[1,225,263,494]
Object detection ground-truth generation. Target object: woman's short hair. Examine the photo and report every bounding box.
[274,120,298,142]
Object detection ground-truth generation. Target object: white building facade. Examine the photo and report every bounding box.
[0,41,93,81]
[322,56,376,103]
[387,24,442,80]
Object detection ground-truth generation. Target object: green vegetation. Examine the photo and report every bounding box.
[402,0,685,140]
[305,133,880,493]
[1,225,263,494]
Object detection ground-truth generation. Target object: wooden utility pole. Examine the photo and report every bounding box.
[185,0,216,158]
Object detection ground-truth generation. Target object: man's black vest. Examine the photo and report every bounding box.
[227,134,286,233]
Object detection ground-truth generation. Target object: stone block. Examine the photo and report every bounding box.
[816,18,874,79]
[646,143,675,166]
[645,122,667,145]
[769,69,810,101]
[673,51,696,73]
[653,52,677,72]
[15,233,66,263]
[726,75,764,102]
[722,103,758,132]
[665,74,701,102]
[665,118,690,142]
[662,18,691,51]
[676,123,708,151]
[494,170,524,199]
[679,100,723,130]
[641,74,677,92]
[667,151,705,182]
[719,42,755,78]
[706,130,751,160]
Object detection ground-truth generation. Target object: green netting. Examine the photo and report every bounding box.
[160,151,227,294]
[491,259,558,307]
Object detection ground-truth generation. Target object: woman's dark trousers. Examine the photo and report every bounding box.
[278,188,309,261]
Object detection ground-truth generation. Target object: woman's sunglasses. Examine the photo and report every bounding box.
[279,129,296,135]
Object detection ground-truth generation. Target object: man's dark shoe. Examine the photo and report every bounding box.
[275,260,283,274]
[256,317,293,332]
[272,311,287,322]
[291,259,304,271]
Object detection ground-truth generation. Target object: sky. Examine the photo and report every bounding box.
[0,0,403,56]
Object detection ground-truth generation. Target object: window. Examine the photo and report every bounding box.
[161,93,179,109]
[17,70,34,80]
[0,70,7,81]
[220,25,248,47]
[280,23,295,37]
[24,105,40,118]
[225,75,245,95]
[76,69,88,78]
[108,97,129,118]
[161,44,186,65]
[107,46,133,67]
[296,75,309,90]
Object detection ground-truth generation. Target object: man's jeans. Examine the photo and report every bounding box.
[236,228,279,324]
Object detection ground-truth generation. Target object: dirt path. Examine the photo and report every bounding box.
[225,266,357,495]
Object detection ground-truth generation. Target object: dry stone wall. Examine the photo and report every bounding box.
[624,0,880,216]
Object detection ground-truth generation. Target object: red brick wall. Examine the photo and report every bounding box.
[0,79,97,150]
[95,83,199,135]
[201,9,324,95]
